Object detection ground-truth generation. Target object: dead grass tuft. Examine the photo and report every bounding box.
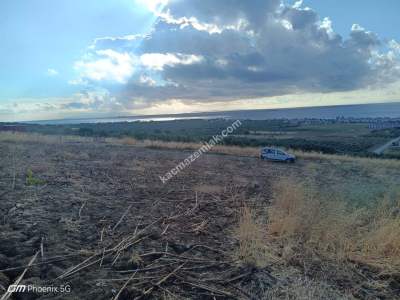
[268,177,400,271]
[263,276,354,300]
[360,196,400,269]
[116,137,139,145]
[235,205,271,268]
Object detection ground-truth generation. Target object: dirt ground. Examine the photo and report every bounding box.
[0,140,399,299]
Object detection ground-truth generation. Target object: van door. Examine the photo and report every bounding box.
[266,149,276,160]
[275,150,286,161]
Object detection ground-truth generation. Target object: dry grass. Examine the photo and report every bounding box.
[267,177,400,271]
[291,149,400,169]
[263,276,354,300]
[3,132,400,169]
[0,132,89,144]
[360,195,400,270]
[268,179,357,260]
[107,137,200,150]
[107,136,260,156]
[108,136,400,169]
[234,205,272,268]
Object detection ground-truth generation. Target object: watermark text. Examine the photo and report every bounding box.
[159,120,242,183]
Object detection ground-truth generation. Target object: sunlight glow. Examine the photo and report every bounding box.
[136,0,169,14]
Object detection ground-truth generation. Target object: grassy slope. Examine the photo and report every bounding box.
[2,131,399,210]
[5,120,397,156]
[1,132,400,298]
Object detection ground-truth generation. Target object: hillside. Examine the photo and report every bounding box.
[0,133,400,299]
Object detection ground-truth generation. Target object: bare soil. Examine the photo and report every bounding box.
[0,140,399,299]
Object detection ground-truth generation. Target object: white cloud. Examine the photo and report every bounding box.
[139,53,204,70]
[158,12,225,34]
[389,39,400,53]
[280,19,293,30]
[292,0,303,9]
[351,23,365,32]
[47,68,59,76]
[74,49,135,83]
[319,17,335,39]
[89,34,142,50]
[139,75,157,86]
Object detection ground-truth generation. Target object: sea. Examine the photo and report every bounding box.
[26,102,400,125]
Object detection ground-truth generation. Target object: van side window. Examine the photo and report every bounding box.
[276,150,284,155]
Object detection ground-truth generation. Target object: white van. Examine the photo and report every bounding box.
[260,147,296,163]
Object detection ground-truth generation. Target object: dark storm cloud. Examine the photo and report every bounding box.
[348,24,380,49]
[81,0,400,106]
[281,5,318,30]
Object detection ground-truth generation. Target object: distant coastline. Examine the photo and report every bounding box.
[12,101,400,125]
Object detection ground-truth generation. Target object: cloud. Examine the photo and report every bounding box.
[292,0,303,9]
[70,0,400,111]
[60,89,123,111]
[47,68,59,76]
[0,89,127,122]
[140,53,204,70]
[349,24,380,49]
[162,0,281,30]
[89,34,143,52]
[74,49,136,83]
[139,75,157,86]
[389,39,400,53]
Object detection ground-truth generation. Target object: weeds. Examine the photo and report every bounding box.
[129,251,144,267]
[26,169,45,186]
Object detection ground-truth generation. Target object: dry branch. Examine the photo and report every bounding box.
[112,204,133,231]
[112,270,139,300]
[0,251,39,300]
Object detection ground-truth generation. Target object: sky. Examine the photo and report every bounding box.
[1,0,400,122]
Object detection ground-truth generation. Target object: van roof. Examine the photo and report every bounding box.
[262,147,285,152]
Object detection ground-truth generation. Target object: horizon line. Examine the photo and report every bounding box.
[4,100,400,124]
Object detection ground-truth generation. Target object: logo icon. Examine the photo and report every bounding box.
[7,284,27,293]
